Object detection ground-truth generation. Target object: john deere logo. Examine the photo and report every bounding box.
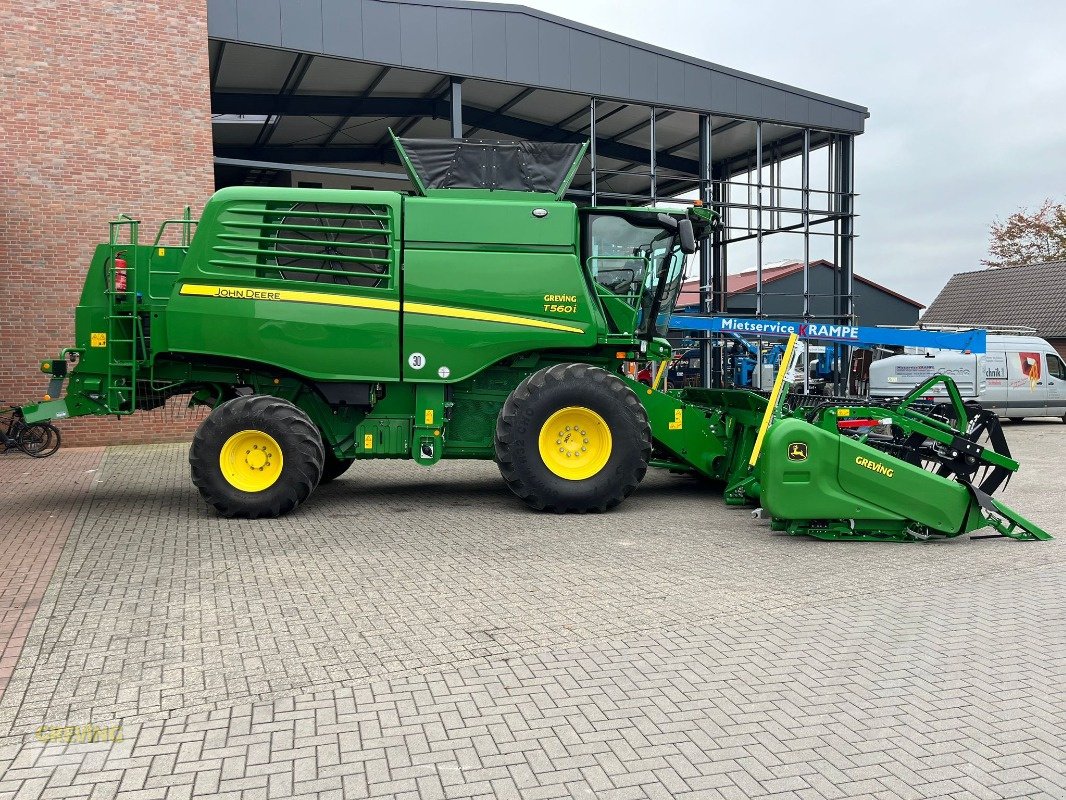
[787,442,808,461]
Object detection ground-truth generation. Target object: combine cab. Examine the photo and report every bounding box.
[22,134,1051,542]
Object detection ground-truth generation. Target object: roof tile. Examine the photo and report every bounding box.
[921,260,1066,337]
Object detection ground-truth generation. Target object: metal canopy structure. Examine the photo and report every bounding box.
[207,0,868,387]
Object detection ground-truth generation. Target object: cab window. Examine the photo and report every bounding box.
[585,214,665,300]
[1048,353,1066,381]
[583,212,686,337]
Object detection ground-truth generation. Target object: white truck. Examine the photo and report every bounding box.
[869,333,1066,422]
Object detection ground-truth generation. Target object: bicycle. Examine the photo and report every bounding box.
[0,407,62,457]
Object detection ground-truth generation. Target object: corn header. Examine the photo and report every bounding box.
[22,134,1050,542]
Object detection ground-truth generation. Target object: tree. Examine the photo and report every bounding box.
[982,198,1066,268]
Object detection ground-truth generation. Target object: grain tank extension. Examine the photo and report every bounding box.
[21,134,1050,542]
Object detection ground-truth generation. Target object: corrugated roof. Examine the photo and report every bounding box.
[676,260,925,309]
[922,260,1066,337]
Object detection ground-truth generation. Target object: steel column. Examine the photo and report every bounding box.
[837,133,856,393]
[649,108,657,204]
[755,122,763,317]
[824,135,838,392]
[801,127,811,395]
[449,79,463,139]
[698,114,712,388]
[839,134,855,326]
[589,98,598,203]
[711,176,726,387]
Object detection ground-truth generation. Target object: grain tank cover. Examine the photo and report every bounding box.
[391,131,586,197]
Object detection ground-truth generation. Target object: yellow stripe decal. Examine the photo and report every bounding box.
[404,301,583,334]
[650,359,669,392]
[748,332,798,467]
[179,284,583,334]
[180,283,401,311]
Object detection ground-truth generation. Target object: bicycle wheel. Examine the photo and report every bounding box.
[19,422,61,457]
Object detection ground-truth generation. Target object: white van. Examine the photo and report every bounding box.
[869,334,1066,421]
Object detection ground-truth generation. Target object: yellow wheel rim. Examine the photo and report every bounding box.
[219,429,284,492]
[538,406,612,481]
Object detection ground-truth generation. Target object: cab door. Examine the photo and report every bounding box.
[1046,351,1066,415]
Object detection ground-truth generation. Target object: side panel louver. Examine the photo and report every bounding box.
[210,201,394,288]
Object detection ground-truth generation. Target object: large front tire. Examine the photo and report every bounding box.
[495,363,651,512]
[190,395,324,518]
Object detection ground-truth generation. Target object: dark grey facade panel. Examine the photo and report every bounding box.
[852,282,921,328]
[756,83,785,124]
[505,14,540,85]
[237,0,282,46]
[209,0,238,39]
[809,101,837,130]
[399,4,439,70]
[207,0,867,132]
[710,73,737,116]
[627,47,657,106]
[600,39,630,99]
[784,93,810,129]
[831,104,857,132]
[656,55,686,109]
[537,20,570,89]
[435,7,474,75]
[281,0,324,51]
[734,80,764,119]
[683,62,713,113]
[361,0,402,64]
[322,0,363,58]
[570,30,601,96]
[470,10,507,77]
[725,272,920,327]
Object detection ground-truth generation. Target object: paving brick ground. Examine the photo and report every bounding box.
[0,422,1062,799]
[0,447,103,698]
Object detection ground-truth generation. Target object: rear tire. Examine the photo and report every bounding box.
[320,450,354,483]
[190,395,324,518]
[19,422,61,457]
[495,363,651,512]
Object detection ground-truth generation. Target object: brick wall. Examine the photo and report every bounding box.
[0,1,214,446]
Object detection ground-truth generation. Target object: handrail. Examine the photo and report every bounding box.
[152,208,199,248]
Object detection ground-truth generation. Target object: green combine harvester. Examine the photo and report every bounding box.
[21,135,1050,542]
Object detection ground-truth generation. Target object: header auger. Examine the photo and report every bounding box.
[22,134,1050,542]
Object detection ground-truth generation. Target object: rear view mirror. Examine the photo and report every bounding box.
[678,219,696,254]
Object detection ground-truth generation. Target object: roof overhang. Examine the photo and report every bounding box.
[207,0,868,195]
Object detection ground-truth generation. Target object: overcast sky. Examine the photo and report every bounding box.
[497,0,1066,306]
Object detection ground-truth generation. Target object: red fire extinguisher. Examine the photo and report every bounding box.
[114,252,127,293]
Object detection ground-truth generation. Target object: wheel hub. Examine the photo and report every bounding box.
[538,406,612,481]
[219,429,283,492]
